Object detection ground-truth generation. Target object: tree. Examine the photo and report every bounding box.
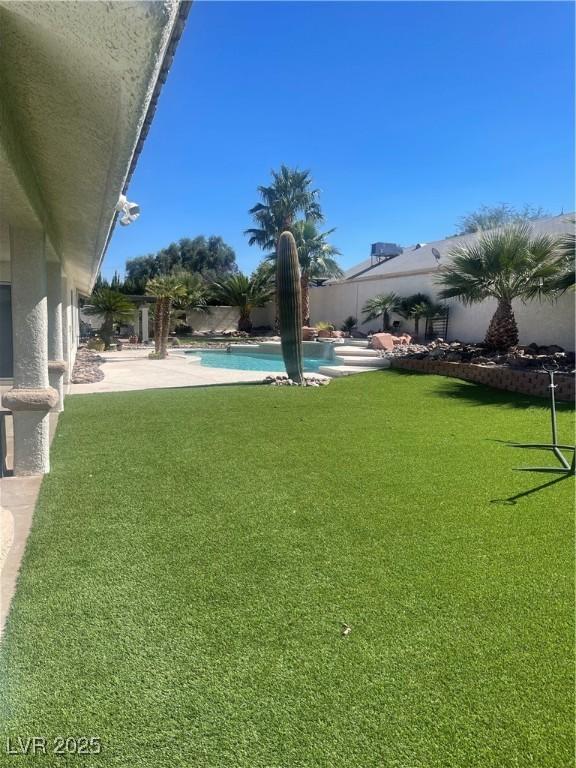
[145,275,187,357]
[125,255,160,290]
[395,294,434,339]
[169,271,210,332]
[539,223,575,295]
[110,271,123,291]
[83,289,136,350]
[125,236,237,292]
[361,292,400,332]
[264,220,342,325]
[245,165,323,250]
[211,273,274,333]
[435,223,563,350]
[455,203,549,235]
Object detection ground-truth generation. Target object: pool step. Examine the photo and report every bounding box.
[338,339,370,348]
[319,365,382,377]
[335,346,380,357]
[333,355,390,368]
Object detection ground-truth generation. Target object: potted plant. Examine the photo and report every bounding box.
[315,321,335,338]
[302,326,318,341]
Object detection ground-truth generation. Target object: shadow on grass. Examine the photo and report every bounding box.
[491,472,573,505]
[386,369,575,412]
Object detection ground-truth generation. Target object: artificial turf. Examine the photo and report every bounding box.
[0,371,573,767]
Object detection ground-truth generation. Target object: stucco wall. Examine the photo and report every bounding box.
[187,305,275,332]
[310,274,575,351]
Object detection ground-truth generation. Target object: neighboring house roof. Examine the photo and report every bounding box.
[340,214,575,283]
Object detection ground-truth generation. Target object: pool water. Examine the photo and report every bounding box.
[185,350,325,373]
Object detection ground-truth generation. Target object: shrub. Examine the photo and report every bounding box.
[341,316,357,333]
[87,337,105,352]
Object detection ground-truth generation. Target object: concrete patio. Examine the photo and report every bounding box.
[69,349,278,395]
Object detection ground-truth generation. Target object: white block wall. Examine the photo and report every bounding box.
[310,273,575,350]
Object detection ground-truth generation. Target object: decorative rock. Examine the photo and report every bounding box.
[71,347,105,383]
[394,339,575,373]
[263,373,330,387]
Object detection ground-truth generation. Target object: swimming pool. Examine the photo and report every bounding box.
[185,349,325,373]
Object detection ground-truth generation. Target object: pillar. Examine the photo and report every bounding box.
[133,308,141,340]
[61,274,70,384]
[141,305,149,342]
[47,262,66,411]
[2,228,58,475]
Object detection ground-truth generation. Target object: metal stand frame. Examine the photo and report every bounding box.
[511,363,575,475]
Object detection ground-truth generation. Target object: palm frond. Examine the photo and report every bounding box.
[435,224,564,304]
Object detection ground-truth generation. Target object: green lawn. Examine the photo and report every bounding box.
[1,372,573,768]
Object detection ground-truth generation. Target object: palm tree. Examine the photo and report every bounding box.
[211,273,274,333]
[245,165,323,250]
[361,292,400,332]
[539,225,575,295]
[169,271,210,332]
[145,275,187,357]
[395,294,433,339]
[83,288,135,350]
[265,221,342,325]
[435,223,563,350]
[418,301,448,341]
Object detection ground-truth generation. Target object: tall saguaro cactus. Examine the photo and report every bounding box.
[276,231,304,384]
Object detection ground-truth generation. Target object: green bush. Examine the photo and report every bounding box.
[341,316,357,333]
[87,337,105,352]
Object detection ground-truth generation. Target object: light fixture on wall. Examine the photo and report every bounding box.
[115,194,140,226]
[432,247,441,264]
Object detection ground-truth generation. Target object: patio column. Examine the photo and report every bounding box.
[61,274,70,384]
[47,261,66,412]
[133,307,141,340]
[2,228,58,475]
[141,305,149,342]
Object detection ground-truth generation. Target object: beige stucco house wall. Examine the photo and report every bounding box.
[0,1,190,475]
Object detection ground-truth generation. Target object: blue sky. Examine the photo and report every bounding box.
[103,1,575,278]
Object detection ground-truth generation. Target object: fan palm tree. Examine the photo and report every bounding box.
[83,288,135,350]
[245,165,323,250]
[361,292,400,331]
[265,221,342,325]
[538,225,575,295]
[417,301,448,341]
[145,274,187,357]
[169,271,210,332]
[211,273,274,332]
[395,294,434,339]
[435,223,563,350]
